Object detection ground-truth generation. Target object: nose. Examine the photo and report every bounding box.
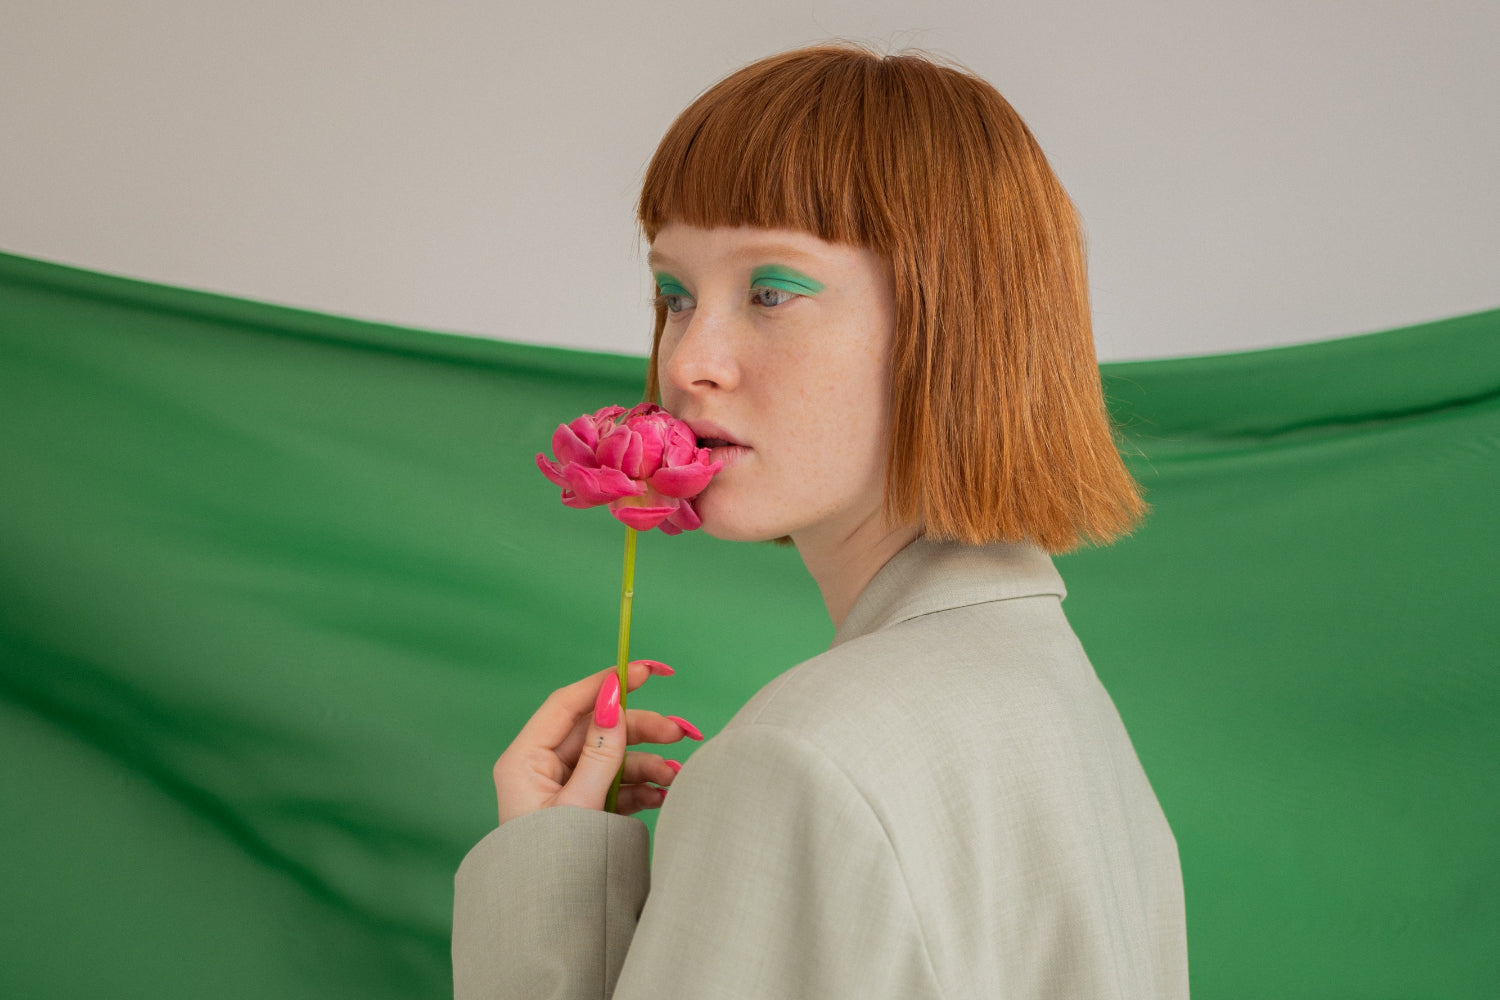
[660,308,740,397]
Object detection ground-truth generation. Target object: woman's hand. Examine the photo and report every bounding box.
[492,659,703,826]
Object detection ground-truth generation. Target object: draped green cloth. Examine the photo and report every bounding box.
[1,250,1495,998]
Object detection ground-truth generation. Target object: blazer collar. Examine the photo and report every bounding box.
[831,537,1066,649]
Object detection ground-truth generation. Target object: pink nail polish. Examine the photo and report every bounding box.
[664,759,683,774]
[632,659,675,676]
[666,715,704,741]
[594,673,621,728]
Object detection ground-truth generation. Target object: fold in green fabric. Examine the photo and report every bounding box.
[2,250,1495,998]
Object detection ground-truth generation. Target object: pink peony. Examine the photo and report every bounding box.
[536,403,721,535]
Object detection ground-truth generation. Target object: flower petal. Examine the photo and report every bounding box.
[629,418,666,478]
[662,422,699,466]
[650,458,722,499]
[611,504,676,530]
[624,402,663,420]
[666,498,702,533]
[536,453,571,490]
[622,430,650,481]
[553,421,600,468]
[595,427,633,473]
[566,463,645,505]
[593,404,627,424]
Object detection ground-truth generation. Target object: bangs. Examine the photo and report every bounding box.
[638,46,893,250]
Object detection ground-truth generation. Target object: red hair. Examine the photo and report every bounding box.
[639,44,1145,551]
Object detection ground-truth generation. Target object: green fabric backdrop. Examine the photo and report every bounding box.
[2,250,1496,997]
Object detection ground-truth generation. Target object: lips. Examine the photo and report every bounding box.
[687,420,745,450]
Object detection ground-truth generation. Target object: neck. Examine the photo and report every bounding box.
[794,517,921,628]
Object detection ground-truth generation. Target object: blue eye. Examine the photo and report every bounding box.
[652,272,694,315]
[750,286,796,308]
[656,293,694,314]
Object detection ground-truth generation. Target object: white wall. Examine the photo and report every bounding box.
[2,0,1495,361]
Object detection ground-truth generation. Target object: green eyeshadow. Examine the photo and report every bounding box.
[750,265,825,295]
[653,273,689,296]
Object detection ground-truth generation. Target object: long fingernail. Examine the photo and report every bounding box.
[664,759,683,774]
[632,659,675,676]
[594,673,621,728]
[666,715,704,741]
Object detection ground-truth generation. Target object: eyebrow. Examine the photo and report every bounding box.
[647,242,824,272]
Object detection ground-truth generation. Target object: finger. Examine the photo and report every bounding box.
[620,751,683,787]
[629,659,675,678]
[552,670,628,811]
[624,709,705,746]
[493,744,571,826]
[615,783,670,817]
[515,660,674,749]
[556,707,697,764]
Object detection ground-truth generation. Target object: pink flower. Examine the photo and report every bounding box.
[536,403,721,535]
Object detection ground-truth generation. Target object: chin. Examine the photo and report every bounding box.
[698,519,785,545]
[694,495,790,544]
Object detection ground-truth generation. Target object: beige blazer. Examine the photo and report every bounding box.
[454,539,1188,998]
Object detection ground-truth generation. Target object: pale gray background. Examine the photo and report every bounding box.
[2,0,1495,361]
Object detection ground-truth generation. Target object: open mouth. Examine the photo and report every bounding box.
[689,420,746,451]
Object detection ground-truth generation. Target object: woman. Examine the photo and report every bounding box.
[454,44,1188,998]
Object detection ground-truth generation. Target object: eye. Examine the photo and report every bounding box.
[653,273,694,315]
[750,286,796,308]
[654,293,695,314]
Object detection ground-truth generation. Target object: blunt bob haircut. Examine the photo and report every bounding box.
[639,43,1145,552]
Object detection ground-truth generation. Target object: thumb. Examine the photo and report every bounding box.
[557,670,627,811]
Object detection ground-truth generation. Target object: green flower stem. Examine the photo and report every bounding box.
[605,526,637,814]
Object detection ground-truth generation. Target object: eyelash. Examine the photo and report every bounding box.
[653,286,797,314]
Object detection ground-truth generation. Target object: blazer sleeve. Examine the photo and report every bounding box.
[452,806,650,1000]
[611,724,942,999]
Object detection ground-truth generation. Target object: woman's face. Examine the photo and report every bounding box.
[652,223,898,546]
